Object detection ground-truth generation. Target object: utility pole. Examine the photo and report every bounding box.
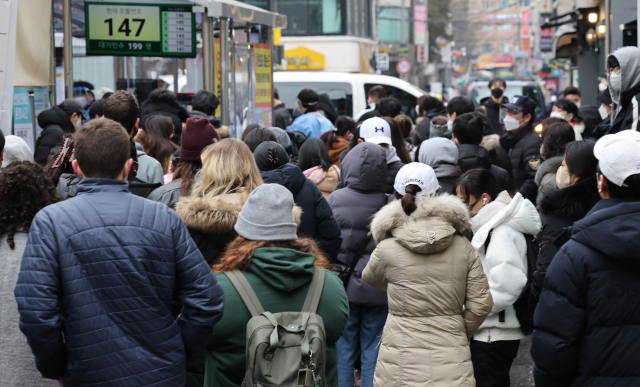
[63,0,73,99]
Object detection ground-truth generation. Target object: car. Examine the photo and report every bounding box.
[273,72,427,122]
[468,79,548,127]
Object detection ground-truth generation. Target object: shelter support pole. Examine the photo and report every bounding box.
[202,12,214,92]
[220,17,230,127]
[63,0,73,99]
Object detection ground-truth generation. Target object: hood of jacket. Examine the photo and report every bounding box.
[37,106,75,133]
[176,192,249,235]
[248,247,317,292]
[480,134,501,152]
[471,191,542,249]
[539,175,600,219]
[570,199,640,266]
[457,144,492,173]
[340,142,388,192]
[608,46,640,106]
[425,105,448,119]
[260,163,307,196]
[371,194,470,255]
[135,141,146,157]
[190,109,222,128]
[534,156,563,186]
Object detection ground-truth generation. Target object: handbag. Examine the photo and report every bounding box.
[332,194,388,288]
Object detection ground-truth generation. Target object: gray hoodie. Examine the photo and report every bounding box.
[135,142,164,185]
[608,46,640,132]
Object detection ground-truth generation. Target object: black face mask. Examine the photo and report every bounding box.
[468,197,481,214]
[491,88,504,99]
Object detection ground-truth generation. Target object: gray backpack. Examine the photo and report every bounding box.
[225,268,328,387]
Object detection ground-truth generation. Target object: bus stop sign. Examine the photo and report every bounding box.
[85,1,196,57]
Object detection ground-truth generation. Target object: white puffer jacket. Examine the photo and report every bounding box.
[470,191,541,342]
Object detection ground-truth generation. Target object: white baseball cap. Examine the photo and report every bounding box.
[594,130,640,187]
[393,162,440,197]
[360,117,392,146]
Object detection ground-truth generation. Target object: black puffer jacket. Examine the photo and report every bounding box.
[531,176,599,298]
[35,107,74,165]
[274,103,292,129]
[414,105,448,143]
[140,98,189,142]
[457,143,511,191]
[261,163,342,260]
[531,198,640,387]
[328,143,389,306]
[176,192,247,267]
[481,134,514,185]
[500,124,541,202]
[479,96,508,135]
[190,109,222,129]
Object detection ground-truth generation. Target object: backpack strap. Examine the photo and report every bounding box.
[225,270,265,317]
[301,268,325,314]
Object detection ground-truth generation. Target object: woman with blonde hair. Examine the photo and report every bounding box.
[176,137,262,267]
[203,183,349,387]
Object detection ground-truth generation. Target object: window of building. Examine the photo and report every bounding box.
[497,0,509,9]
[377,7,411,44]
[482,24,494,32]
[483,43,493,52]
[482,1,493,10]
[521,0,531,6]
[473,2,479,11]
[500,43,512,52]
[497,23,512,31]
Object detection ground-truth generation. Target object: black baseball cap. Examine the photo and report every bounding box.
[58,98,86,120]
[297,89,319,107]
[502,95,537,115]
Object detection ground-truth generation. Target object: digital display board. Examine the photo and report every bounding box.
[85,1,195,57]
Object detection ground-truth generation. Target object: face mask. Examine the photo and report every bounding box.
[574,101,581,109]
[467,197,481,214]
[599,82,608,92]
[574,124,585,134]
[598,105,609,120]
[491,88,504,99]
[503,115,522,131]
[75,97,87,107]
[74,116,83,131]
[447,119,453,131]
[556,166,572,189]
[610,72,622,91]
[550,111,566,120]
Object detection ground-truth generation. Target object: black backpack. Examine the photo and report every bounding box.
[486,232,539,335]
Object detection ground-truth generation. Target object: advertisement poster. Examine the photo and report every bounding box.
[213,38,221,117]
[13,88,34,150]
[0,0,18,137]
[34,88,50,138]
[253,43,272,128]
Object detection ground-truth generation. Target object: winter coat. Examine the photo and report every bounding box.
[532,176,599,298]
[190,109,222,129]
[1,232,57,387]
[480,96,509,135]
[128,176,163,198]
[261,163,342,260]
[470,191,542,342]
[204,248,349,387]
[531,198,640,387]
[328,143,389,306]
[148,177,185,209]
[35,106,74,165]
[457,143,511,191]
[135,142,165,184]
[303,165,340,199]
[386,158,404,194]
[534,156,562,209]
[14,178,225,387]
[326,135,350,167]
[273,102,293,129]
[176,192,247,267]
[608,47,640,133]
[414,105,448,143]
[363,194,493,387]
[286,112,334,139]
[57,173,162,200]
[500,124,541,202]
[481,134,514,187]
[140,98,189,142]
[588,116,611,139]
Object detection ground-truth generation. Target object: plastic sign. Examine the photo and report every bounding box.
[397,59,411,74]
[85,1,195,57]
[284,47,325,70]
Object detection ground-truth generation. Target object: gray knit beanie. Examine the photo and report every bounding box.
[235,184,298,241]
[267,127,293,154]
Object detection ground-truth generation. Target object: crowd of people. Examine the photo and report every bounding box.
[2,45,640,387]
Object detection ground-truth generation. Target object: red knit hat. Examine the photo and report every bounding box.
[180,117,219,161]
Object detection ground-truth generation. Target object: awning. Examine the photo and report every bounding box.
[553,25,576,61]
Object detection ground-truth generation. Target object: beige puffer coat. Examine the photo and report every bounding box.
[363,194,493,387]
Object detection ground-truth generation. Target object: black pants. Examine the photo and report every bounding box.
[470,339,520,387]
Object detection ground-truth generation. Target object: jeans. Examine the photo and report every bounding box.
[336,303,388,387]
[470,339,520,387]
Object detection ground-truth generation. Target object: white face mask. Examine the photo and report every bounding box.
[556,166,572,189]
[74,116,83,131]
[598,105,610,120]
[610,72,622,91]
[75,96,87,108]
[503,115,522,131]
[574,101,581,108]
[550,111,567,120]
[574,124,585,134]
[447,119,453,131]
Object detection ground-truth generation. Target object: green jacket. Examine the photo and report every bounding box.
[204,247,349,387]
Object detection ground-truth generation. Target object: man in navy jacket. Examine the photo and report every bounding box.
[15,118,224,387]
[531,130,640,387]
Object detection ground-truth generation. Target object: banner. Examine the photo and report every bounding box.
[520,8,530,39]
[254,43,272,128]
[0,0,19,136]
[13,88,35,150]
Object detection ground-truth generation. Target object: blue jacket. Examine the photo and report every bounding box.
[261,163,342,261]
[286,112,334,139]
[15,179,224,387]
[531,198,640,387]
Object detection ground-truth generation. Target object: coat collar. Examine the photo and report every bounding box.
[76,178,130,195]
[176,192,248,235]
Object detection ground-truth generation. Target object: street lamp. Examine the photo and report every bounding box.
[586,27,598,47]
[597,24,606,38]
[588,12,598,23]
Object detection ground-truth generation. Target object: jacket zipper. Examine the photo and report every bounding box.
[487,329,492,343]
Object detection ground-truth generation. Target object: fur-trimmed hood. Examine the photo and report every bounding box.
[176,191,302,235]
[480,134,501,152]
[534,156,563,186]
[539,175,600,219]
[371,194,470,254]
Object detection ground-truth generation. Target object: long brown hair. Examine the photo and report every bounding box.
[138,115,176,173]
[173,159,200,196]
[212,237,332,273]
[383,117,412,164]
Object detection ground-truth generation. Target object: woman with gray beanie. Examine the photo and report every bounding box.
[204,184,349,387]
[419,137,462,195]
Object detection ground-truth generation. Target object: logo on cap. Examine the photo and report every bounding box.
[511,97,519,104]
[374,127,384,133]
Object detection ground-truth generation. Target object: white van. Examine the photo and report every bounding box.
[273,72,427,122]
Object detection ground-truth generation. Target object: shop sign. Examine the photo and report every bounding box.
[284,47,325,70]
[254,43,273,127]
[13,88,34,150]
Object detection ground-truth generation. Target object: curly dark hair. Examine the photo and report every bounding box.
[0,161,59,248]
